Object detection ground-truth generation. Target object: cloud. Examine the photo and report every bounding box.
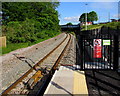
[64,16,79,22]
[112,14,120,18]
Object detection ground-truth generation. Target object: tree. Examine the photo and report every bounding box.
[2,2,60,43]
[66,22,73,25]
[89,11,98,23]
[79,13,87,22]
[79,11,98,24]
[2,2,60,31]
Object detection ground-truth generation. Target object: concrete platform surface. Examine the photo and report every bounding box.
[44,66,88,95]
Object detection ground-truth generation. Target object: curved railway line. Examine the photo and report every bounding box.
[1,33,73,96]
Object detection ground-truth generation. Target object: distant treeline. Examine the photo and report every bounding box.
[2,2,60,43]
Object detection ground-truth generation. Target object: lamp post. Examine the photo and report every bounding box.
[108,12,110,22]
[85,3,88,30]
[98,16,100,24]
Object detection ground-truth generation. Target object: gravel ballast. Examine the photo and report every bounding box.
[0,33,67,93]
[59,34,76,67]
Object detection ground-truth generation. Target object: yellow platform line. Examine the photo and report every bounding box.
[73,71,88,95]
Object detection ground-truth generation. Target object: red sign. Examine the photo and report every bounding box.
[93,39,102,58]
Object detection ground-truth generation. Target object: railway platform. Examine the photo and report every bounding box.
[44,65,88,95]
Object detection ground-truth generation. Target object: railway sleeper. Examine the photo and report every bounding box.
[26,67,50,90]
[26,71,43,90]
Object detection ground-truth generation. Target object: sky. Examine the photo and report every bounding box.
[57,1,120,25]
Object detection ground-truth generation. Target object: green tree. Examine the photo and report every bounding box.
[79,11,98,24]
[2,2,60,43]
[79,13,86,22]
[66,22,73,25]
[89,11,98,23]
[2,2,60,31]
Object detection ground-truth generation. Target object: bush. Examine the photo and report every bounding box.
[2,25,7,36]
[9,37,25,43]
[3,18,61,44]
[45,30,54,37]
[37,30,50,39]
[4,19,37,43]
[29,36,37,42]
[36,32,43,38]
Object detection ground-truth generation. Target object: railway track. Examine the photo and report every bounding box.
[1,33,72,96]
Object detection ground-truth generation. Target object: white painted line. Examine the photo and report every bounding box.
[44,69,58,94]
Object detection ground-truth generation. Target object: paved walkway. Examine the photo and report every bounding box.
[44,66,88,95]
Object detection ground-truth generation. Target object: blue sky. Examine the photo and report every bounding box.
[57,1,119,25]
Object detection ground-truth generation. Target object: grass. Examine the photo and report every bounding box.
[81,22,120,31]
[81,24,104,31]
[1,33,61,55]
[103,22,120,29]
[2,43,28,54]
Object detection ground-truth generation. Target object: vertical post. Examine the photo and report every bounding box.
[80,35,83,69]
[85,3,88,30]
[108,12,110,22]
[113,26,119,70]
[98,16,100,24]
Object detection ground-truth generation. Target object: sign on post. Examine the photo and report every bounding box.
[93,39,102,58]
[103,40,111,45]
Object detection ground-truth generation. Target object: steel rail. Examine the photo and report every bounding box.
[1,34,69,95]
[53,34,72,70]
[36,34,72,95]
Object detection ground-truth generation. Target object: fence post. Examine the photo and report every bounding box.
[113,26,119,70]
[79,35,83,70]
[0,36,6,47]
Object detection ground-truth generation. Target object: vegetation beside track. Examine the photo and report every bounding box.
[81,24,104,31]
[1,2,61,55]
[103,22,120,29]
[1,34,60,55]
[81,22,120,31]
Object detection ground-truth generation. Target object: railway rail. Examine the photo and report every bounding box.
[1,33,72,96]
